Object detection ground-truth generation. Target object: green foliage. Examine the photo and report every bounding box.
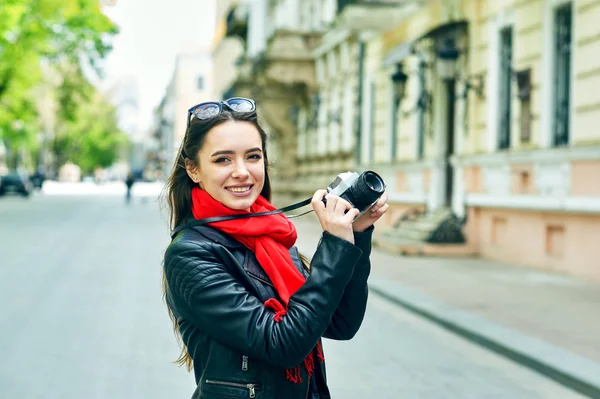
[52,71,129,174]
[0,0,118,167]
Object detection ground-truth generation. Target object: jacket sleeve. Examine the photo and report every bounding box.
[323,225,373,340]
[165,231,363,369]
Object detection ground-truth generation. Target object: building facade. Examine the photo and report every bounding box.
[371,0,600,281]
[224,0,600,282]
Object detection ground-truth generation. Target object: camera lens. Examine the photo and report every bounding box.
[364,171,385,193]
[348,171,386,211]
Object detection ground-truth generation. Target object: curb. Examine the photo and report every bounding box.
[368,275,600,399]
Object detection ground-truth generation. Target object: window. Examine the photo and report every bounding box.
[498,27,513,150]
[197,76,204,91]
[553,2,572,147]
[329,86,340,152]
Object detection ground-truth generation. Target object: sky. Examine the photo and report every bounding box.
[100,0,216,137]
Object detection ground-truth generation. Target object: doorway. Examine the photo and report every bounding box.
[444,78,456,207]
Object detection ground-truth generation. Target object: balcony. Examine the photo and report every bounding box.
[225,3,249,41]
[336,0,424,32]
[250,29,322,101]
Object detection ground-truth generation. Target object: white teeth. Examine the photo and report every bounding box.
[227,186,251,193]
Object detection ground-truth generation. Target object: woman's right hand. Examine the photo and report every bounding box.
[311,189,360,244]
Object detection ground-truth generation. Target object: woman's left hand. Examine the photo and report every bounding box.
[352,192,389,232]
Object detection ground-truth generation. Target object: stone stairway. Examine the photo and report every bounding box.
[374,207,475,256]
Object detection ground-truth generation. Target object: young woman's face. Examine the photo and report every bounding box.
[190,121,265,211]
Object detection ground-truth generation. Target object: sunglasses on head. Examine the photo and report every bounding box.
[187,97,256,127]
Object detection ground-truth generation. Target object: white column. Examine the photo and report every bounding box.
[318,90,327,155]
[387,79,395,162]
[287,0,300,30]
[248,0,268,58]
[361,77,373,164]
[432,76,447,210]
[342,82,354,151]
[330,85,340,153]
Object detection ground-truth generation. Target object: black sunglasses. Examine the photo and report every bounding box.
[187,97,256,127]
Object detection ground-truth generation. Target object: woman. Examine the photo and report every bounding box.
[163,97,388,399]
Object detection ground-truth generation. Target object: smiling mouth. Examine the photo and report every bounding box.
[226,185,252,193]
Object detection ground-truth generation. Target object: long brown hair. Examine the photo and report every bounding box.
[161,110,272,371]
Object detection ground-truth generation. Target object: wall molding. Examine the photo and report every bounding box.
[466,194,600,214]
[451,145,600,167]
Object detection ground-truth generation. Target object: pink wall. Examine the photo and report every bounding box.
[468,208,600,282]
[571,160,600,196]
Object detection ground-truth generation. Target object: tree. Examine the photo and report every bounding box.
[0,0,118,166]
[49,62,128,174]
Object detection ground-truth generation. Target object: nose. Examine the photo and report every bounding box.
[232,160,249,179]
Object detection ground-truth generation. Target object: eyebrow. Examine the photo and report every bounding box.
[210,147,263,157]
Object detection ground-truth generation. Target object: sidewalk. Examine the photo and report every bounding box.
[291,215,600,398]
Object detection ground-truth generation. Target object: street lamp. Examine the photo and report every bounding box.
[391,63,408,102]
[436,39,460,81]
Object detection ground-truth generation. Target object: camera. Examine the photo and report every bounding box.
[323,171,386,215]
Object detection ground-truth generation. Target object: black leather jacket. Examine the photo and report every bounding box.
[164,222,373,399]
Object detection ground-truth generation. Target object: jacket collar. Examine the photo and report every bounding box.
[178,216,307,279]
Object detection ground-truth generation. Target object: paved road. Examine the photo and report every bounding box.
[0,190,587,398]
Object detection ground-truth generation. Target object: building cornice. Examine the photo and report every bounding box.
[466,194,600,214]
[451,146,600,167]
[312,28,352,58]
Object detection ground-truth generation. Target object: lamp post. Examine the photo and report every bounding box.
[390,64,408,161]
[436,39,460,82]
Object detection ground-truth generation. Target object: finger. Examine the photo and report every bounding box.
[371,193,388,214]
[324,194,339,213]
[334,197,352,214]
[373,203,389,216]
[344,207,360,223]
[378,192,388,206]
[311,190,327,212]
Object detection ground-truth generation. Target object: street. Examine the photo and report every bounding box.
[0,188,587,399]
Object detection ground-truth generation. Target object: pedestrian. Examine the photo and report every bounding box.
[125,171,134,204]
[162,97,388,399]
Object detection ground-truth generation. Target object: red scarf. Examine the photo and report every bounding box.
[191,187,324,383]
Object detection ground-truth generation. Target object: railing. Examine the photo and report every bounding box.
[225,4,249,39]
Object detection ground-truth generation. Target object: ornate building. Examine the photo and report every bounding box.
[218,0,600,282]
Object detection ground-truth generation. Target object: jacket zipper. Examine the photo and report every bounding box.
[247,271,274,287]
[205,379,259,398]
[242,355,249,371]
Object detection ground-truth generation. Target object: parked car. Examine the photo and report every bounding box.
[0,171,33,197]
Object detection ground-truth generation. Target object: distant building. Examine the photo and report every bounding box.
[153,49,213,177]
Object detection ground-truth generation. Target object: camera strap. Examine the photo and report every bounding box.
[170,197,313,238]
